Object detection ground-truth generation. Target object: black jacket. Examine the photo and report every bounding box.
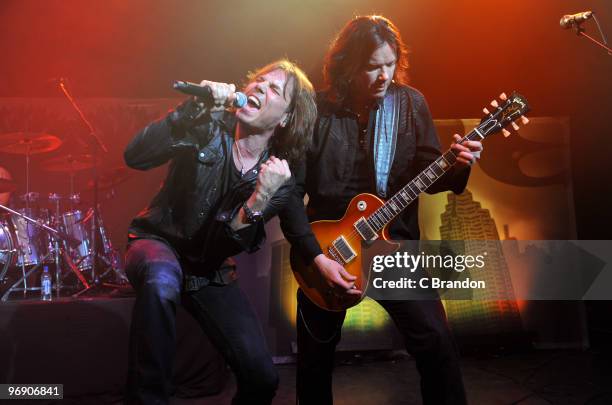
[124,100,298,274]
[279,84,470,263]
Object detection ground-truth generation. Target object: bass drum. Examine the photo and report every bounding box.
[0,222,15,281]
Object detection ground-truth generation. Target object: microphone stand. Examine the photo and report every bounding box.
[58,79,118,297]
[572,15,612,55]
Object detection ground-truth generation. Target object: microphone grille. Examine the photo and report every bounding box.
[234,92,247,108]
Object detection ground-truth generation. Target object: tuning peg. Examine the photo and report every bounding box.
[499,92,507,101]
[520,116,529,125]
[483,107,490,115]
[511,121,520,131]
[491,99,499,108]
[502,128,511,137]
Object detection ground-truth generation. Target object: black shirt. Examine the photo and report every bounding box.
[279,84,470,263]
[344,109,376,199]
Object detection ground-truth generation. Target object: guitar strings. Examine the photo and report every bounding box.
[329,130,480,265]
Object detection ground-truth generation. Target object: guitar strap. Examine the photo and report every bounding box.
[373,85,401,198]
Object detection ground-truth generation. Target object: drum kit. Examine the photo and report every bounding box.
[0,132,128,301]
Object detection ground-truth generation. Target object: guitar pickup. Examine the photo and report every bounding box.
[332,236,356,263]
[354,217,378,241]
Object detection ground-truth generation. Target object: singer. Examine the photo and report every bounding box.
[123,59,317,405]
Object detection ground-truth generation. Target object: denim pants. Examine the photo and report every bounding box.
[296,289,467,405]
[124,238,278,405]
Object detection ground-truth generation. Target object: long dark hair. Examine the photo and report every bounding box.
[246,59,316,166]
[323,15,409,104]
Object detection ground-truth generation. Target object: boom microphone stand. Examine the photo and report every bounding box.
[57,79,119,297]
[562,11,612,55]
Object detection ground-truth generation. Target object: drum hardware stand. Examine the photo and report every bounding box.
[0,204,89,301]
[49,193,85,297]
[76,205,129,284]
[58,78,120,297]
[48,193,62,295]
[0,248,18,283]
[25,143,31,211]
[19,141,42,295]
[91,213,128,285]
[22,144,32,293]
[71,206,128,297]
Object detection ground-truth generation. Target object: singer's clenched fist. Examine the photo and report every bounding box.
[255,156,291,200]
[198,80,237,111]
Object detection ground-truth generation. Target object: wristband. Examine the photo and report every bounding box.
[242,201,264,224]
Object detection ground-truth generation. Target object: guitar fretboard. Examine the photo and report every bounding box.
[366,129,483,232]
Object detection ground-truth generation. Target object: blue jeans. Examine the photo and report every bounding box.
[125,238,278,405]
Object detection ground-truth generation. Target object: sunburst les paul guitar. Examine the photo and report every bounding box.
[290,92,530,311]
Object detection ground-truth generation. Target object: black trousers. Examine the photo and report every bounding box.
[124,238,278,405]
[296,289,467,405]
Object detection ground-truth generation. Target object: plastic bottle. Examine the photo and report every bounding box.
[41,266,52,301]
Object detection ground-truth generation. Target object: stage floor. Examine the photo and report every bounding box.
[2,297,610,404]
[0,296,227,404]
[114,349,610,405]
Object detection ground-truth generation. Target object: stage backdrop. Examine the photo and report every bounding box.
[0,98,582,355]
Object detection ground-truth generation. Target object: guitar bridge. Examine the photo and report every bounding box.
[354,217,378,241]
[331,236,356,263]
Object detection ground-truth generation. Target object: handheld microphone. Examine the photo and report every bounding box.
[560,11,593,29]
[173,80,247,108]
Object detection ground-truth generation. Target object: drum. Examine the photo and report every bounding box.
[10,208,50,267]
[61,210,92,269]
[0,221,15,280]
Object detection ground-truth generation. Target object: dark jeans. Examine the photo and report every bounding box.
[296,289,467,405]
[125,238,278,405]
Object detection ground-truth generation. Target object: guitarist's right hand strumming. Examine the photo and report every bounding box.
[314,254,363,295]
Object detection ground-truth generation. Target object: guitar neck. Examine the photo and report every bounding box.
[367,129,484,232]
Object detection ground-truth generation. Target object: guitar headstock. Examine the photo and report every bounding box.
[478,92,530,138]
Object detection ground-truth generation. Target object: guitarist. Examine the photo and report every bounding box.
[279,16,483,404]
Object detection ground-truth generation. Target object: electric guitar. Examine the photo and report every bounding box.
[290,92,530,311]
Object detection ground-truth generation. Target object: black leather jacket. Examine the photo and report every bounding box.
[125,100,298,274]
[279,84,470,263]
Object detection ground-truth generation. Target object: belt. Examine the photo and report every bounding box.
[183,265,237,292]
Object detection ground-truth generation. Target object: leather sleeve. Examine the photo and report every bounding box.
[278,161,323,264]
[124,98,213,171]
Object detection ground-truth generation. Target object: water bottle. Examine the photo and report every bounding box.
[41,266,52,301]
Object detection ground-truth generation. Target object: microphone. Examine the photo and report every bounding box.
[560,11,593,29]
[173,80,247,108]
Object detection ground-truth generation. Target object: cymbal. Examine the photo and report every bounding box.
[86,166,132,190]
[0,132,62,155]
[0,178,16,193]
[41,154,94,172]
